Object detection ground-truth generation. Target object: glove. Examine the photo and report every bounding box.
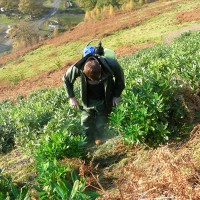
[112,97,121,106]
[69,97,79,108]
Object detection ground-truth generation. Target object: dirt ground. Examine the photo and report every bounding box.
[0,1,200,102]
[164,23,200,43]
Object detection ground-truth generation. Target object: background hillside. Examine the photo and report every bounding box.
[0,0,200,101]
[0,0,200,199]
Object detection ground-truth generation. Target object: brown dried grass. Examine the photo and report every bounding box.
[176,7,200,24]
[115,42,155,58]
[96,125,200,200]
[179,86,200,123]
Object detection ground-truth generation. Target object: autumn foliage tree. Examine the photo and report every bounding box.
[109,5,115,16]
[18,0,45,15]
[0,0,19,10]
[12,22,39,50]
[78,0,153,11]
[122,0,135,11]
[84,5,115,21]
[81,0,154,21]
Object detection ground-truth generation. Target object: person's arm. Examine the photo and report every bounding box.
[112,97,121,106]
[63,65,80,107]
[69,97,79,108]
[100,57,125,106]
[107,58,125,101]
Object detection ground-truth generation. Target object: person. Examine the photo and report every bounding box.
[62,45,125,145]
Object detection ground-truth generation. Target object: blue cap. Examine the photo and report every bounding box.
[83,46,95,57]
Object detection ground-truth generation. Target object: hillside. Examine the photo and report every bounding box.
[0,0,200,101]
[0,31,200,198]
[0,0,200,199]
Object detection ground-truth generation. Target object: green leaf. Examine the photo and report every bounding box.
[18,186,30,200]
[84,191,101,199]
[70,180,80,199]
[31,191,47,198]
[62,179,73,191]
[32,186,47,198]
[71,171,78,183]
[54,183,65,199]
[11,184,19,198]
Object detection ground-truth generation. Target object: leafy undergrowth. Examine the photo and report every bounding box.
[1,126,199,199]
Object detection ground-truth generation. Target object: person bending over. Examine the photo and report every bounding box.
[63,54,125,145]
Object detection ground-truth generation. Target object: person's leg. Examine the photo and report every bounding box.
[81,109,96,144]
[95,100,108,141]
[95,113,108,141]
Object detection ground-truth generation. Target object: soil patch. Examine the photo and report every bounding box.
[164,23,200,43]
[176,6,200,24]
[115,42,155,58]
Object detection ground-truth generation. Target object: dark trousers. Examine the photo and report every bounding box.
[81,99,108,142]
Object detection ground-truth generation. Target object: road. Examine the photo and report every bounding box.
[33,0,61,28]
[0,24,12,53]
[0,0,61,55]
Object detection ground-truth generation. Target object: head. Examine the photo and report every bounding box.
[83,58,101,81]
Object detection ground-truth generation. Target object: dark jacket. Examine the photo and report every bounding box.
[63,54,125,112]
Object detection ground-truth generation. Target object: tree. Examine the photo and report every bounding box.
[92,7,101,20]
[84,11,91,21]
[138,0,145,6]
[96,0,121,9]
[12,22,39,50]
[18,0,45,15]
[109,4,115,16]
[53,27,59,37]
[0,0,19,10]
[76,0,97,11]
[77,0,138,11]
[125,0,135,10]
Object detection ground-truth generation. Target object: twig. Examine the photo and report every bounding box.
[90,172,105,192]
[139,197,176,200]
[138,187,157,198]
[85,184,104,192]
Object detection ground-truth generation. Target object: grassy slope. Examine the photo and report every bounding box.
[0,0,200,85]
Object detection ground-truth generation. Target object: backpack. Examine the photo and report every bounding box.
[82,39,116,60]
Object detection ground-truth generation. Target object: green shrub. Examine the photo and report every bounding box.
[33,163,100,200]
[110,31,200,147]
[0,31,199,151]
[35,131,85,168]
[0,169,30,200]
[0,87,82,153]
[0,100,16,153]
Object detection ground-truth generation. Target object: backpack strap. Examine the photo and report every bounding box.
[95,55,114,76]
[73,54,114,76]
[73,54,92,70]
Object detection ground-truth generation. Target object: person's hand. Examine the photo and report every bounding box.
[112,97,121,106]
[69,97,79,108]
